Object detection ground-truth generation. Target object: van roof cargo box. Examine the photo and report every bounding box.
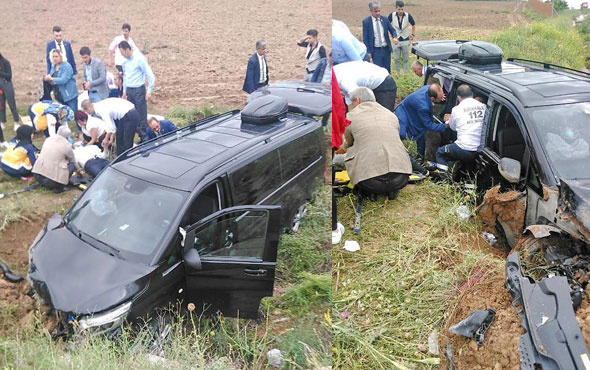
[248,81,332,117]
[459,41,503,65]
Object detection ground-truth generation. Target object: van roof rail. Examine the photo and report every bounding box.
[506,58,590,78]
[113,110,240,164]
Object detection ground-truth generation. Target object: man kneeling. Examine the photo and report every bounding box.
[435,84,486,173]
[338,87,411,200]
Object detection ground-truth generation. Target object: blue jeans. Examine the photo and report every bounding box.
[126,85,148,142]
[372,47,391,73]
[436,143,478,171]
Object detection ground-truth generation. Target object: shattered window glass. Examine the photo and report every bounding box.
[530,103,590,180]
[66,168,186,261]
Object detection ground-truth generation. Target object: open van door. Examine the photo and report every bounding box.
[182,205,281,318]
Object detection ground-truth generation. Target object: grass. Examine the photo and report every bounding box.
[165,104,230,128]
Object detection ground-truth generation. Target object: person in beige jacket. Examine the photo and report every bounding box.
[339,87,411,200]
[33,126,78,193]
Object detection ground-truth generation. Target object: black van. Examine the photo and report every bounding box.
[27,95,326,335]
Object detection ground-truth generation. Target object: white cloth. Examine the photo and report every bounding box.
[92,98,134,133]
[447,97,487,151]
[333,61,389,104]
[391,12,411,40]
[106,71,116,89]
[74,145,106,167]
[109,35,139,66]
[82,116,109,137]
[372,17,386,47]
[257,53,267,83]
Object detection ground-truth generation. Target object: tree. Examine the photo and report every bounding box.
[552,0,569,12]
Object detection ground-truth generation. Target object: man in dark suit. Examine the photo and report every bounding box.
[45,26,76,75]
[362,2,397,73]
[242,40,269,94]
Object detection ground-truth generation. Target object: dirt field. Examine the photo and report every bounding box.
[0,0,331,112]
[333,0,525,41]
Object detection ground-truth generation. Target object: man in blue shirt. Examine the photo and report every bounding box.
[395,83,447,158]
[119,40,155,143]
[146,117,177,140]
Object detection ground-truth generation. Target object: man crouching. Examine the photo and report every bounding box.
[337,87,411,200]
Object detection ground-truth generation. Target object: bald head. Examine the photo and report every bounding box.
[427,83,445,103]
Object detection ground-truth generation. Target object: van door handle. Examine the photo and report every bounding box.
[244,268,268,277]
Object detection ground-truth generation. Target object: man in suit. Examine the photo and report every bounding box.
[32,126,78,194]
[46,26,76,75]
[146,117,177,139]
[395,83,447,159]
[79,47,109,102]
[242,40,269,94]
[337,86,411,200]
[362,2,397,73]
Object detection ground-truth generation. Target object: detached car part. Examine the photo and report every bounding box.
[505,252,590,369]
[448,309,495,345]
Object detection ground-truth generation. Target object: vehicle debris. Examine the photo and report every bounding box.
[505,252,590,369]
[445,343,457,370]
[428,331,439,355]
[343,240,360,253]
[448,308,495,345]
[267,348,283,368]
[456,205,470,221]
[0,262,23,283]
[525,225,562,239]
[481,232,497,246]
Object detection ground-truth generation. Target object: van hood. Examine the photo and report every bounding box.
[559,179,590,241]
[28,215,153,314]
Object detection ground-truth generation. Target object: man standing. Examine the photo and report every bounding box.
[388,1,416,73]
[395,83,447,158]
[243,41,269,94]
[297,29,327,81]
[146,117,177,139]
[79,47,109,103]
[362,2,397,73]
[46,26,76,75]
[333,60,397,112]
[435,85,486,172]
[119,41,155,143]
[338,87,411,200]
[109,23,138,73]
[81,98,139,156]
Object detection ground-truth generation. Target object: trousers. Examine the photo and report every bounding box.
[126,85,148,142]
[115,108,140,156]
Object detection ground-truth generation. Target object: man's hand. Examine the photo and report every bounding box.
[83,81,91,90]
[43,75,52,82]
[146,93,152,103]
[335,147,346,154]
[443,113,451,122]
[122,93,127,100]
[393,37,399,46]
[367,53,372,62]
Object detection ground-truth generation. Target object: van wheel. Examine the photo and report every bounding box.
[290,204,308,233]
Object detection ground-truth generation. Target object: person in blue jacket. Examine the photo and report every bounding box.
[43,49,79,115]
[146,117,177,140]
[362,2,397,73]
[45,26,76,75]
[395,83,447,158]
[242,41,269,94]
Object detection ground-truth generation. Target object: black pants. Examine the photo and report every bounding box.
[34,173,66,192]
[372,75,397,113]
[0,79,20,124]
[356,172,409,196]
[115,108,140,156]
[126,85,148,142]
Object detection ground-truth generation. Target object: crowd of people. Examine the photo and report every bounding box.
[0,23,170,192]
[332,1,487,243]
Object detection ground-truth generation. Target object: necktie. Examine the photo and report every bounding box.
[376,18,383,47]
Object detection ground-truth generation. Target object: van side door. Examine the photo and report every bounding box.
[182,205,281,318]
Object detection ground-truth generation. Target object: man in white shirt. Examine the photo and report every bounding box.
[435,84,486,172]
[243,41,269,94]
[333,61,397,112]
[108,23,139,73]
[81,98,140,156]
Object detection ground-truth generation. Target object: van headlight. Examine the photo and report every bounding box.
[78,301,132,332]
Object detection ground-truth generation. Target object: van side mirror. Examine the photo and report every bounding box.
[184,248,202,271]
[499,157,521,183]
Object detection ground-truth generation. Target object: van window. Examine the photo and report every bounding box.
[279,132,320,181]
[230,150,281,205]
[187,182,222,225]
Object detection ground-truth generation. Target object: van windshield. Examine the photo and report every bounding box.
[65,168,186,262]
[530,102,590,180]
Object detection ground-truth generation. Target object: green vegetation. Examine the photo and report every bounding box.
[552,0,569,13]
[487,12,586,69]
[165,104,229,128]
[522,8,546,21]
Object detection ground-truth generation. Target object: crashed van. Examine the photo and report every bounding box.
[412,40,590,248]
[27,93,328,335]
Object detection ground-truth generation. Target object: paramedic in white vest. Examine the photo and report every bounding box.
[388,1,416,73]
[297,29,327,81]
[435,84,486,172]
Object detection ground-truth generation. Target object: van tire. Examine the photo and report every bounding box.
[290,204,308,233]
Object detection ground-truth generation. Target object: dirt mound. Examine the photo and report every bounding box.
[478,185,526,246]
[440,272,522,370]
